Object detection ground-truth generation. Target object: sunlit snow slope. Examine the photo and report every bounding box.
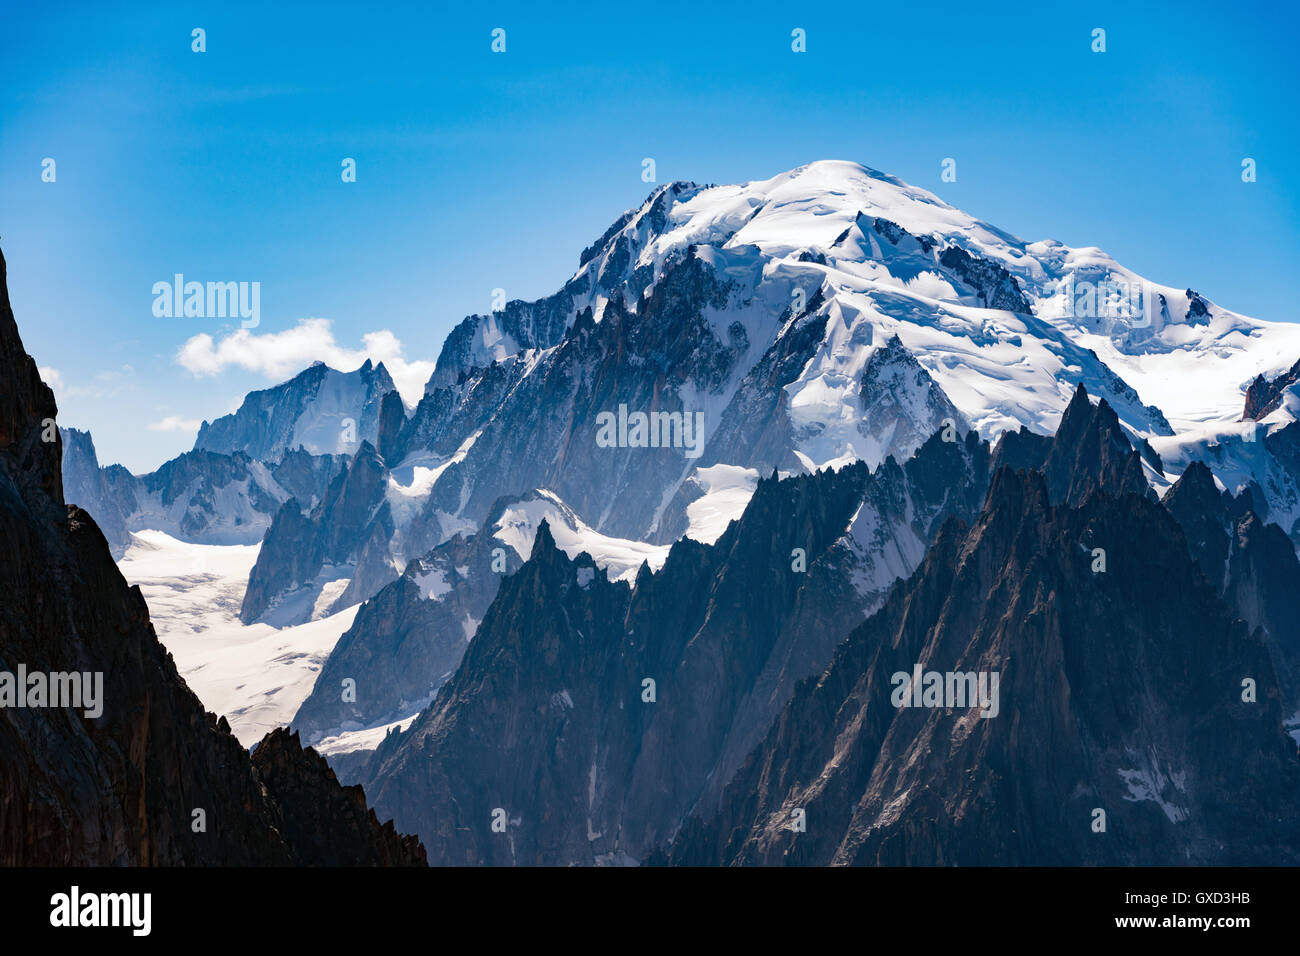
[117,530,358,745]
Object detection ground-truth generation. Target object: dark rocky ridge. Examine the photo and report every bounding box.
[240,440,392,623]
[359,428,993,864]
[0,247,423,865]
[59,426,137,555]
[661,386,1300,866]
[1163,460,1300,706]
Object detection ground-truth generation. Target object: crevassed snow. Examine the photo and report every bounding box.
[619,161,1299,439]
[381,160,1300,585]
[685,464,760,543]
[118,530,358,746]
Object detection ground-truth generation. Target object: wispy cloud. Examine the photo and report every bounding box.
[176,318,434,405]
[146,415,203,434]
[43,364,138,401]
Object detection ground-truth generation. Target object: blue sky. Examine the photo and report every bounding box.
[2,0,1296,472]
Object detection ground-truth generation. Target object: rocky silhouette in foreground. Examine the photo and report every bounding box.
[0,247,424,865]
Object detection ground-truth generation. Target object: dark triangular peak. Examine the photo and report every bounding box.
[1138,437,1165,475]
[1160,457,1300,707]
[902,425,992,517]
[864,213,935,252]
[988,384,1151,508]
[935,242,1032,313]
[1161,460,1231,588]
[527,517,564,569]
[1040,383,1153,506]
[989,424,1053,474]
[249,728,426,866]
[832,211,935,255]
[1225,510,1300,697]
[358,455,937,865]
[377,389,407,463]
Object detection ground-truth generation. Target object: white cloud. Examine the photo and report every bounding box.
[147,415,203,433]
[176,318,433,406]
[54,365,137,401]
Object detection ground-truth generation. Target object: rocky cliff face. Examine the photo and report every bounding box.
[195,359,397,461]
[0,247,424,865]
[1243,357,1300,422]
[240,440,391,624]
[1163,460,1300,706]
[662,388,1300,866]
[59,427,138,556]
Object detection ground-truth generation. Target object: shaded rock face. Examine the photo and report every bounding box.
[1004,383,1154,508]
[269,249,750,618]
[250,729,426,866]
[653,291,832,542]
[663,392,1300,867]
[59,427,137,555]
[195,359,397,461]
[1163,460,1300,706]
[936,244,1032,314]
[292,520,524,746]
[240,441,391,624]
[268,447,349,513]
[1242,357,1300,422]
[0,247,423,866]
[394,357,532,469]
[855,335,967,461]
[421,253,740,543]
[1262,420,1300,546]
[359,430,992,865]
